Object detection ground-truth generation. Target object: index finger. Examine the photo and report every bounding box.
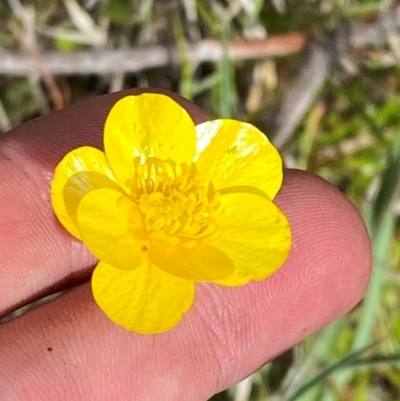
[0,89,372,400]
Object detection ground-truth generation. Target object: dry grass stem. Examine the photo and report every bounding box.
[0,33,307,76]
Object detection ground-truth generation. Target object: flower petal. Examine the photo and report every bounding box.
[210,192,291,286]
[149,239,234,281]
[92,261,195,333]
[77,188,148,270]
[195,120,283,199]
[104,94,197,194]
[51,146,117,239]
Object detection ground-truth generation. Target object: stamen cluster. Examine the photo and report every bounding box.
[130,157,220,239]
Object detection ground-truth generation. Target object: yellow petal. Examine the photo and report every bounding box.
[77,188,148,270]
[195,120,283,200]
[51,146,117,239]
[149,239,234,281]
[104,94,197,194]
[210,192,291,286]
[92,261,195,333]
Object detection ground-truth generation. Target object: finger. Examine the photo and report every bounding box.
[0,169,372,401]
[0,88,209,316]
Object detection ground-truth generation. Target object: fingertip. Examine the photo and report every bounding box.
[277,168,372,308]
[189,169,372,392]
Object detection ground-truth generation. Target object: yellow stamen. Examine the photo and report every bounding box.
[129,157,219,239]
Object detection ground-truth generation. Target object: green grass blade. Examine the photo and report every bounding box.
[289,343,378,401]
[352,128,400,350]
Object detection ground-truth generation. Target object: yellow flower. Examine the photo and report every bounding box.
[51,94,291,334]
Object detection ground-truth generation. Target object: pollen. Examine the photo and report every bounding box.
[129,157,220,239]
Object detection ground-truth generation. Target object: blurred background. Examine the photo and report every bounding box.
[0,0,399,400]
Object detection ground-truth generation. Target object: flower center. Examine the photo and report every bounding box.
[128,157,220,239]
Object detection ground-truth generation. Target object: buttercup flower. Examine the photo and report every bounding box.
[51,93,291,334]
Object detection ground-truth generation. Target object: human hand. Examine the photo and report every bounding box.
[0,89,371,400]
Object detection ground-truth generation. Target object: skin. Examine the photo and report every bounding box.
[0,88,372,401]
